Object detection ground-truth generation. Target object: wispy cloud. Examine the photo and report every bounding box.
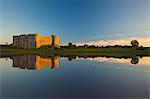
[76,37,150,47]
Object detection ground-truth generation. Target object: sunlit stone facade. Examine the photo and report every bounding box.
[13,33,60,49]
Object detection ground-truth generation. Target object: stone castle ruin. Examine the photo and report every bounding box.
[13,33,60,49]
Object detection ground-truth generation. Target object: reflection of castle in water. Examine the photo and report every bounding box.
[12,55,59,70]
[11,55,150,70]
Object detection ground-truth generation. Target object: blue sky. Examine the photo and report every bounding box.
[1,0,149,45]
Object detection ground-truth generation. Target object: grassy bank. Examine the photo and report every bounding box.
[0,45,150,57]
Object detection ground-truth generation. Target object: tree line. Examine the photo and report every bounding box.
[61,40,144,49]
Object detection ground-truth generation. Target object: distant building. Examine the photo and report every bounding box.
[13,33,60,49]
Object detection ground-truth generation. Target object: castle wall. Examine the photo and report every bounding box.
[35,33,52,48]
[26,34,36,49]
[35,33,60,48]
[13,34,36,49]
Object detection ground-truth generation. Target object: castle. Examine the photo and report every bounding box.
[13,33,60,49]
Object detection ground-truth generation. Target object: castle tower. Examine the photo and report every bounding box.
[51,35,60,48]
[13,36,19,47]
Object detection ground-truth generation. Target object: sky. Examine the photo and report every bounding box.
[1,0,150,46]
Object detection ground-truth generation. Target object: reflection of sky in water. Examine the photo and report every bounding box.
[0,57,150,98]
[77,57,150,66]
[75,57,150,73]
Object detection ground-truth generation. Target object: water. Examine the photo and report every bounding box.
[0,55,150,99]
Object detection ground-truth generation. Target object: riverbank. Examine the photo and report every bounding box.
[0,45,150,57]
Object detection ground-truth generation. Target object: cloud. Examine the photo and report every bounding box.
[76,37,150,47]
[144,31,150,34]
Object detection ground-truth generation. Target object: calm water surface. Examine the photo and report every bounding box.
[0,55,150,99]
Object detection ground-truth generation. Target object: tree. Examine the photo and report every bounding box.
[139,45,144,50]
[68,42,72,47]
[83,44,88,48]
[131,40,139,48]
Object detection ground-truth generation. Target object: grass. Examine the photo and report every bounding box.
[0,45,150,58]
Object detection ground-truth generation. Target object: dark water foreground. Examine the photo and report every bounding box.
[0,55,150,99]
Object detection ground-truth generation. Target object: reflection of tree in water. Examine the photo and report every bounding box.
[66,55,141,65]
[131,57,139,64]
[68,55,77,61]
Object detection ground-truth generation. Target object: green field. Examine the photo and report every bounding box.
[0,45,150,58]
